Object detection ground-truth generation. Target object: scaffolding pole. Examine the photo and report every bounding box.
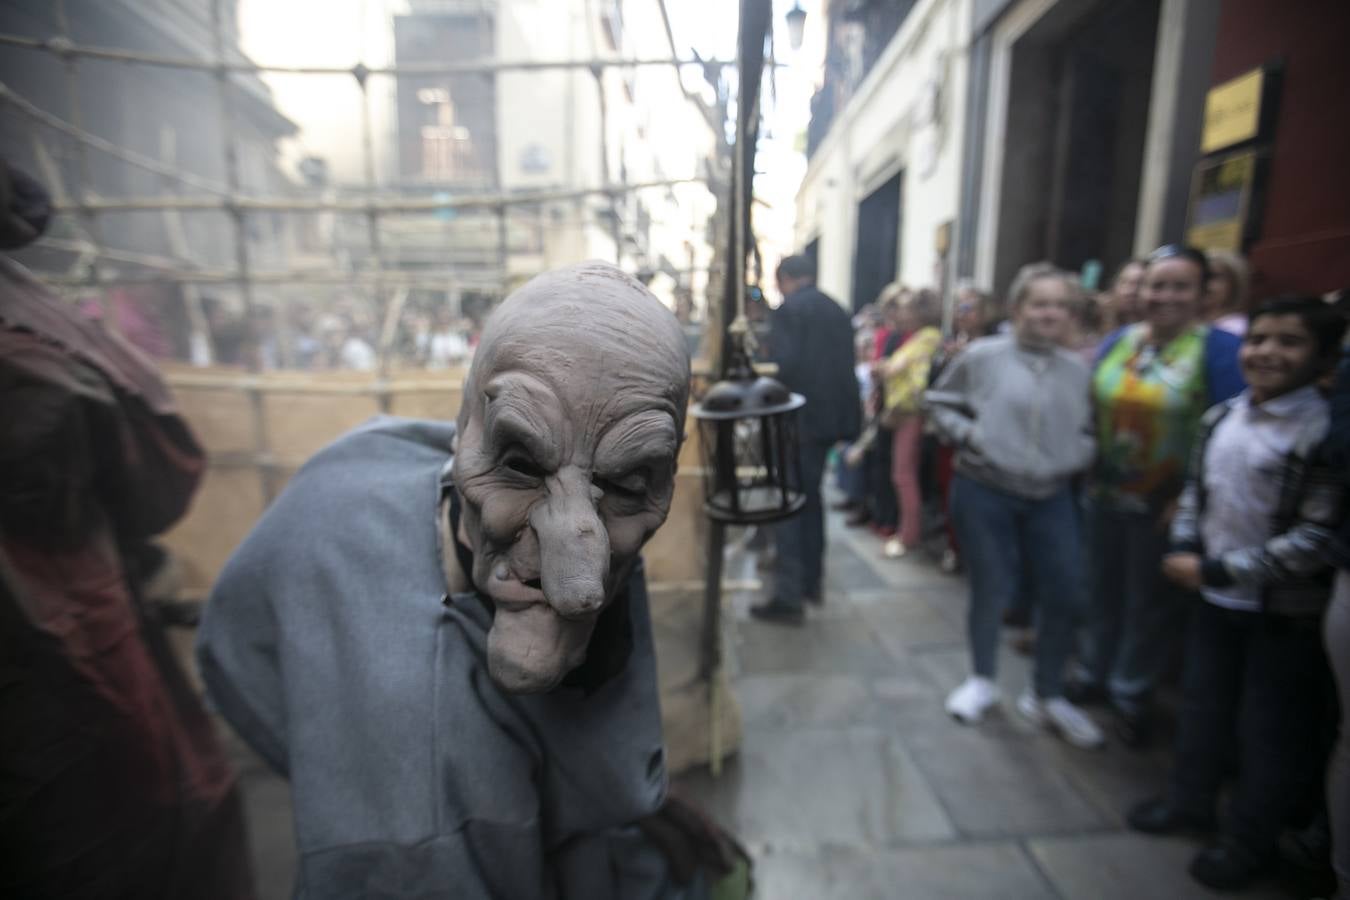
[51,0,109,327]
[0,32,734,77]
[209,0,276,502]
[40,178,704,214]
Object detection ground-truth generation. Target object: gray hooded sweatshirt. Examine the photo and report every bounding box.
[196,416,703,900]
[925,334,1096,500]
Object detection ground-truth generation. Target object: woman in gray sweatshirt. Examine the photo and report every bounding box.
[925,263,1102,748]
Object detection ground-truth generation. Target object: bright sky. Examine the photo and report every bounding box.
[662,0,825,274]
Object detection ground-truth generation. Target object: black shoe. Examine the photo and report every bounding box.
[1280,816,1332,871]
[830,499,859,512]
[1189,839,1273,891]
[1114,707,1153,749]
[844,509,871,528]
[1127,797,1216,836]
[804,590,823,606]
[1062,678,1108,706]
[749,600,804,626]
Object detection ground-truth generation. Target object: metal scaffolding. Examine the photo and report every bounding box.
[1,0,726,504]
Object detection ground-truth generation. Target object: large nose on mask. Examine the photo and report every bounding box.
[529,467,609,618]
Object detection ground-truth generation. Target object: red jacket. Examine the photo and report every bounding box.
[0,258,254,898]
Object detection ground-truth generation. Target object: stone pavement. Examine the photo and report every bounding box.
[224,504,1297,899]
[674,507,1292,900]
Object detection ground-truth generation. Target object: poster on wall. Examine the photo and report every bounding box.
[1186,63,1280,253]
[1185,151,1263,253]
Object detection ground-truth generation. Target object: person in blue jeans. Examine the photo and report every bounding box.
[1067,245,1246,748]
[926,263,1103,748]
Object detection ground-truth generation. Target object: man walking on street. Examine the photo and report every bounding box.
[752,255,861,625]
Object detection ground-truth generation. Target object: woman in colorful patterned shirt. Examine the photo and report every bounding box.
[1069,245,1245,747]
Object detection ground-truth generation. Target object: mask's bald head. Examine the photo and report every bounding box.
[453,262,690,693]
[460,262,690,436]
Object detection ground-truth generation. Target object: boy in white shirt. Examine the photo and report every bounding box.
[1128,296,1348,890]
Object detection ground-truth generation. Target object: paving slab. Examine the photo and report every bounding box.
[823,538,895,594]
[734,673,878,730]
[901,715,1108,837]
[1041,739,1173,828]
[750,842,1057,900]
[856,589,967,653]
[731,611,900,676]
[676,726,957,850]
[1028,832,1289,900]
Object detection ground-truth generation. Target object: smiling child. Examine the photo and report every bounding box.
[1127,295,1348,890]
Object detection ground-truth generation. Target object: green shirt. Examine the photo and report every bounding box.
[1092,324,1210,512]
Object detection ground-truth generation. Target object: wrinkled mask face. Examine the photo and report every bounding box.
[452,279,687,693]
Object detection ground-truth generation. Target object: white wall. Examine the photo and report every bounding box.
[795,0,970,305]
[496,0,716,306]
[498,0,598,191]
[239,0,402,185]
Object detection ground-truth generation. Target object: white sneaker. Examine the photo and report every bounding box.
[946,676,1000,724]
[1017,691,1105,749]
[883,537,907,559]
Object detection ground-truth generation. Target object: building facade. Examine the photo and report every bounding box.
[0,0,299,296]
[795,0,969,310]
[378,0,718,317]
[796,0,1288,310]
[1193,0,1350,295]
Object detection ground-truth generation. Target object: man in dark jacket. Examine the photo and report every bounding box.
[753,255,862,624]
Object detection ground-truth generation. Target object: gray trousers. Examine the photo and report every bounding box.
[1327,572,1350,899]
[1081,502,1189,715]
[772,440,831,610]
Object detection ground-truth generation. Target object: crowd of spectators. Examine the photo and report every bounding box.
[87,287,481,372]
[760,248,1350,895]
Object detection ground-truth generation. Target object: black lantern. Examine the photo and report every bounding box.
[692,336,805,524]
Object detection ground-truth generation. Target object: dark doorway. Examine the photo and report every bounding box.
[851,171,902,311]
[994,0,1160,295]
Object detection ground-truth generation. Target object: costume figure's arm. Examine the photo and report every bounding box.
[196,547,289,775]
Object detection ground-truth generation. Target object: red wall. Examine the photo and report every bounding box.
[1210,0,1350,297]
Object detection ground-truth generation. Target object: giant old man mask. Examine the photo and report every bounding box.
[451,262,690,693]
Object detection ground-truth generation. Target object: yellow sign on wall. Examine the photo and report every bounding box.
[1186,151,1257,253]
[1201,69,1264,154]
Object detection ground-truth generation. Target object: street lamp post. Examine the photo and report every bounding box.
[786,2,807,50]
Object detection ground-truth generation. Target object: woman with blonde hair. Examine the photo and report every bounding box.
[878,289,942,558]
[1203,250,1250,336]
[1103,259,1147,329]
[926,263,1103,746]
